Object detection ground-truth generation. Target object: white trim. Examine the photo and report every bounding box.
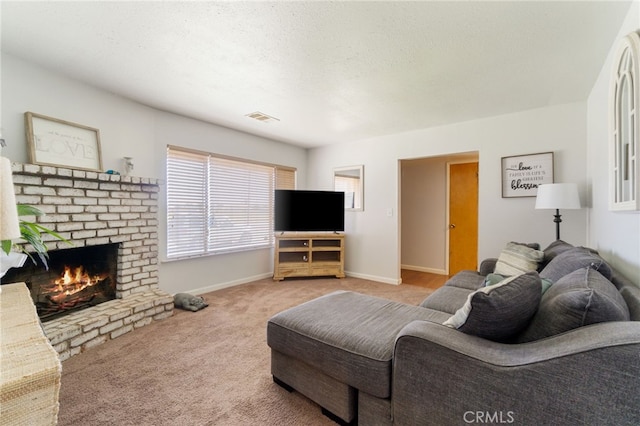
[345,271,401,285]
[186,272,273,296]
[400,264,447,276]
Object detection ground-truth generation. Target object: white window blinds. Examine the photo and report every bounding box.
[166,149,208,259]
[166,146,295,260]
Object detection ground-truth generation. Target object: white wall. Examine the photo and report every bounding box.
[1,53,308,295]
[587,1,640,285]
[309,102,589,283]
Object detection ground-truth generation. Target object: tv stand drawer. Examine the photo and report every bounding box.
[276,265,311,278]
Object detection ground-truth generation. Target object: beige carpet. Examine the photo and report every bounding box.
[58,277,434,425]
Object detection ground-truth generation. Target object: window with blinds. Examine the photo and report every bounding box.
[166,146,296,260]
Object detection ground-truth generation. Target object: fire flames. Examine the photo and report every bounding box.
[46,265,108,303]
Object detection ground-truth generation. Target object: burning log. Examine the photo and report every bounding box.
[37,273,115,321]
[43,295,94,310]
[45,277,113,305]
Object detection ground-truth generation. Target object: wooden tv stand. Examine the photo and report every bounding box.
[273,232,345,281]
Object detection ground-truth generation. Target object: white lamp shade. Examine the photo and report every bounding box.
[535,183,581,210]
[0,156,21,241]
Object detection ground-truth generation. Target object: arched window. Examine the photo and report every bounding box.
[610,31,640,211]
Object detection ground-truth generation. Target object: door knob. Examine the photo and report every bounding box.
[449,224,456,229]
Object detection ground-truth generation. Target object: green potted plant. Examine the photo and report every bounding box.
[1,204,72,271]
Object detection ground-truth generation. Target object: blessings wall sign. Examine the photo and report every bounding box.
[501,152,554,198]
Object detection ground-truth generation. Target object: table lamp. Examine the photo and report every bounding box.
[1,156,26,279]
[535,183,581,241]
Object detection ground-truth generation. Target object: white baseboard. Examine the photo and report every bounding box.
[188,269,410,295]
[345,271,401,285]
[400,264,447,276]
[187,272,274,296]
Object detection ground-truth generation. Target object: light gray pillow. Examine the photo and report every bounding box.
[444,271,542,342]
[517,267,630,342]
[494,242,544,276]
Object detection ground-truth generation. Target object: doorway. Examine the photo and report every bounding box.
[400,153,479,284]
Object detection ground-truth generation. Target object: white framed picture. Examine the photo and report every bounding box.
[25,112,103,172]
[501,152,554,198]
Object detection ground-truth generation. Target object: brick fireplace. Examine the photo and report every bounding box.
[7,162,173,361]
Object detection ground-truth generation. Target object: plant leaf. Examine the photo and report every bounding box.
[17,204,44,217]
[1,239,12,255]
[10,204,73,271]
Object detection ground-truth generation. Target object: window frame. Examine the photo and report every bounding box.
[610,31,640,211]
[166,145,295,260]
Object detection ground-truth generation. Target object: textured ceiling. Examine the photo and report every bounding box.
[1,1,633,148]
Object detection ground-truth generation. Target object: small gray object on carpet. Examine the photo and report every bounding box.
[173,293,208,311]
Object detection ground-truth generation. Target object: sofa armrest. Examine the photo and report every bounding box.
[392,320,640,426]
[478,258,497,276]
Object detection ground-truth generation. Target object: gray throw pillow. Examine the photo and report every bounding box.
[517,267,630,342]
[540,247,612,282]
[443,271,542,342]
[540,239,574,269]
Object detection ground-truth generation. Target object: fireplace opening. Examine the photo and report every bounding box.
[3,243,118,322]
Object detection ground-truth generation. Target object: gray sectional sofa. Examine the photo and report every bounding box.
[266,240,640,425]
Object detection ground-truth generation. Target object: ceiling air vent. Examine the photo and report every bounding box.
[245,111,280,123]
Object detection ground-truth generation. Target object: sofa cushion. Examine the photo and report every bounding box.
[442,270,486,291]
[420,286,475,315]
[494,242,545,276]
[620,284,640,321]
[540,247,612,283]
[443,271,542,342]
[517,268,630,342]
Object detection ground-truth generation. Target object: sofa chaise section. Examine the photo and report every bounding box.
[267,290,450,423]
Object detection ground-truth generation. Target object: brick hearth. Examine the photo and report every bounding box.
[9,162,173,361]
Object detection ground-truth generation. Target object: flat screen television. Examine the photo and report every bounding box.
[274,190,345,232]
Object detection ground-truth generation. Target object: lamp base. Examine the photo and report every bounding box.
[553,208,562,240]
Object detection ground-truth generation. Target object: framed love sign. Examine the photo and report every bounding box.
[25,112,103,172]
[501,152,554,198]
